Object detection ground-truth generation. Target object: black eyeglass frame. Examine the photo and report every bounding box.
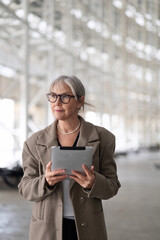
[46,92,75,104]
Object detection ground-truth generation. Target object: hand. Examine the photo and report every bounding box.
[45,161,68,187]
[69,165,95,189]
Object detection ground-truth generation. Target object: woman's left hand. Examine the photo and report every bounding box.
[69,165,95,189]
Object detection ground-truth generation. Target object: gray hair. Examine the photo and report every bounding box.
[49,75,85,100]
[49,75,94,109]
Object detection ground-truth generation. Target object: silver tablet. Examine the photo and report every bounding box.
[51,146,93,175]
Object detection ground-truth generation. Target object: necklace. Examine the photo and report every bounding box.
[57,121,81,135]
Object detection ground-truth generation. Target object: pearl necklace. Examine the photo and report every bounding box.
[57,121,81,135]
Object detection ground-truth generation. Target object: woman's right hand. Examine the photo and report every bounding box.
[45,161,68,187]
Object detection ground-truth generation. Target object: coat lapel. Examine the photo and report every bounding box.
[35,121,63,202]
[35,120,58,167]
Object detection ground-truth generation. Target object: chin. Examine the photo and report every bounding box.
[56,116,67,121]
[52,110,78,121]
[53,113,66,121]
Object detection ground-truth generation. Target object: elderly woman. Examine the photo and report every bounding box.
[18,75,121,240]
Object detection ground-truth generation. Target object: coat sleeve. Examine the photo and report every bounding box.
[18,140,57,202]
[86,130,121,200]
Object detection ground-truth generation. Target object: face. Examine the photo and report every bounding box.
[50,82,84,121]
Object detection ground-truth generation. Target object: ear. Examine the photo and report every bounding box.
[77,96,85,109]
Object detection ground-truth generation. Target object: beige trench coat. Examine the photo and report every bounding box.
[18,116,121,240]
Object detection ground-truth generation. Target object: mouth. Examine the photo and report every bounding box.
[55,109,64,112]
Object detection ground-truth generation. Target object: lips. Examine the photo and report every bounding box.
[55,109,64,112]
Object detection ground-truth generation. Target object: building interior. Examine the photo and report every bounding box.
[0,0,160,239]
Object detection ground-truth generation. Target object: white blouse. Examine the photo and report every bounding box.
[62,179,75,219]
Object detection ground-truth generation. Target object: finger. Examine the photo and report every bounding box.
[46,169,66,179]
[52,169,66,176]
[71,170,85,180]
[91,165,94,174]
[46,161,52,173]
[69,175,83,185]
[70,175,92,189]
[50,174,68,182]
[47,173,68,183]
[82,164,91,177]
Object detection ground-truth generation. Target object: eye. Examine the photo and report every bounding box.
[61,94,69,101]
[47,93,57,102]
[61,94,69,99]
[51,93,57,98]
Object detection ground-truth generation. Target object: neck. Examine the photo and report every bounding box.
[57,116,80,133]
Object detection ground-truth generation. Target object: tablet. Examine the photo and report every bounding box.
[51,146,93,175]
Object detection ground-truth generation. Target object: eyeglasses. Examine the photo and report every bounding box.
[46,92,75,104]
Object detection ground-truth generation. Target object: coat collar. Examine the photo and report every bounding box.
[77,116,99,146]
[36,115,100,148]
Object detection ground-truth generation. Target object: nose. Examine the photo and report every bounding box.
[56,96,62,105]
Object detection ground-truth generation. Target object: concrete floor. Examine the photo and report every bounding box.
[0,150,160,240]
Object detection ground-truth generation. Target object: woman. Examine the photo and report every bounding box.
[18,75,121,240]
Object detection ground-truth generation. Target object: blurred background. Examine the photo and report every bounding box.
[0,0,160,240]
